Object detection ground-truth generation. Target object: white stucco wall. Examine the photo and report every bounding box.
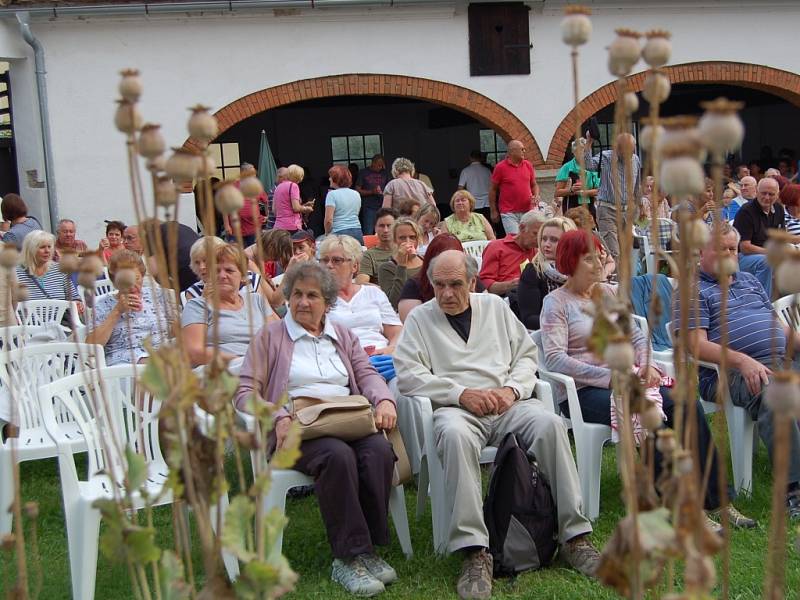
[2,0,800,243]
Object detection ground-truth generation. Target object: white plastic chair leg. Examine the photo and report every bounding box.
[575,433,604,521]
[210,494,240,581]
[66,500,102,600]
[263,471,300,560]
[0,447,13,536]
[726,403,755,494]
[388,485,413,558]
[415,456,429,520]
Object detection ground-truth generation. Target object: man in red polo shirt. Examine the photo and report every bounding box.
[489,140,540,234]
[479,210,546,295]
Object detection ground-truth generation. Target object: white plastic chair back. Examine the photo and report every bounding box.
[773,294,800,332]
[0,324,46,350]
[0,343,105,432]
[462,241,490,270]
[16,299,72,328]
[79,278,114,302]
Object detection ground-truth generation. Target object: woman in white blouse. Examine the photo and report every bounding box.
[319,235,401,355]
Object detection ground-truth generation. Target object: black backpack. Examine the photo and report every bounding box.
[484,433,558,577]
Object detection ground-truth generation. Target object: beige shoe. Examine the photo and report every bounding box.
[707,505,757,529]
[456,548,493,600]
[560,535,601,578]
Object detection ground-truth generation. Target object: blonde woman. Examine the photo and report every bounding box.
[273,164,313,233]
[14,230,80,306]
[377,217,424,309]
[517,217,576,330]
[440,190,495,242]
[413,203,441,255]
[382,157,434,211]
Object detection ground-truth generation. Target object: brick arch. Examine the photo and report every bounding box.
[546,61,800,168]
[186,74,544,166]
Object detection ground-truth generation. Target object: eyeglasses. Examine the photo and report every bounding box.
[319,256,352,266]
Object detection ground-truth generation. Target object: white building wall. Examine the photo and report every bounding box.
[1,0,799,243]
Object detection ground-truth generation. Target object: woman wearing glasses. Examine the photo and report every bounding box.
[319,235,401,355]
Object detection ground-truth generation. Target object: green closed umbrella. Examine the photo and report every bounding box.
[257,129,278,192]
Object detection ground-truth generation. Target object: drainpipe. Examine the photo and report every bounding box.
[15,11,58,232]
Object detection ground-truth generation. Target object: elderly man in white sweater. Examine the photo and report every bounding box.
[394,250,599,600]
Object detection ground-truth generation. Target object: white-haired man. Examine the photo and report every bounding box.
[394,250,599,600]
[489,140,540,234]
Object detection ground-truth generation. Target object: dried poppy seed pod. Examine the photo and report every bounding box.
[660,156,705,196]
[764,372,800,418]
[146,155,167,174]
[775,256,800,295]
[603,337,634,371]
[79,254,105,278]
[114,267,138,293]
[675,450,694,475]
[715,256,739,278]
[639,124,664,153]
[119,68,143,103]
[607,29,641,77]
[699,97,745,155]
[0,243,18,269]
[165,147,199,183]
[154,176,179,208]
[12,282,29,303]
[623,92,639,115]
[77,271,97,290]
[684,217,710,249]
[640,404,663,431]
[655,429,676,454]
[114,99,143,134]
[137,123,166,159]
[188,105,218,143]
[642,71,671,105]
[561,5,592,47]
[240,176,264,198]
[642,30,671,68]
[58,250,80,274]
[197,154,216,177]
[214,181,245,215]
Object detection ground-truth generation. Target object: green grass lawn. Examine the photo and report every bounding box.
[2,444,799,599]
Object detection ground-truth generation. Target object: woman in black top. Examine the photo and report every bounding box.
[518,217,576,330]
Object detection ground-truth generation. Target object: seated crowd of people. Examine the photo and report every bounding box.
[2,140,799,600]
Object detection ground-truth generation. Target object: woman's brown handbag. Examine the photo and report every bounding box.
[384,428,412,486]
[291,395,377,441]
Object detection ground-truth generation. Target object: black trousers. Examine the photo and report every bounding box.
[293,433,394,559]
[562,385,727,510]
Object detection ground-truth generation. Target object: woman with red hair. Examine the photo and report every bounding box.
[396,233,485,321]
[539,229,753,529]
[324,164,364,244]
[780,183,800,237]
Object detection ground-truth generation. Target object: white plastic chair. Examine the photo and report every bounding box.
[39,365,238,600]
[16,299,81,329]
[773,294,800,332]
[531,330,611,521]
[413,380,554,553]
[0,343,105,536]
[0,324,46,350]
[78,277,114,302]
[237,410,413,560]
[462,240,490,270]
[666,321,756,494]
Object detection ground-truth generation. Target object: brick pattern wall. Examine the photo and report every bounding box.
[546,61,800,168]
[186,74,545,167]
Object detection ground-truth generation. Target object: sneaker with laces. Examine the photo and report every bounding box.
[703,512,724,536]
[456,548,493,600]
[331,558,385,597]
[560,535,601,578]
[357,553,397,585]
[708,505,757,529]
[788,490,800,521]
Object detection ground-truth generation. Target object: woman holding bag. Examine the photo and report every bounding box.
[273,164,314,234]
[235,261,400,597]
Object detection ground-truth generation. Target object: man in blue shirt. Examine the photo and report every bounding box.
[678,222,800,520]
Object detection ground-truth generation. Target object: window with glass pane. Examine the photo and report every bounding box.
[479,129,507,167]
[330,134,383,170]
[208,142,241,181]
[594,122,640,154]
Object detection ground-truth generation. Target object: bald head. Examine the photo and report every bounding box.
[757,176,780,212]
[740,176,757,199]
[429,250,476,315]
[507,139,526,164]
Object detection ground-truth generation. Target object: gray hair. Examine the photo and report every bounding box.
[282,261,339,307]
[426,250,478,284]
[57,219,75,229]
[391,157,415,178]
[519,209,549,230]
[318,234,363,264]
[710,221,741,246]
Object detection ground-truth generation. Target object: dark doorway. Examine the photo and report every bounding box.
[0,64,19,196]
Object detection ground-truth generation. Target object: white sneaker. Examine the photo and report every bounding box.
[331,558,385,596]
[357,553,397,585]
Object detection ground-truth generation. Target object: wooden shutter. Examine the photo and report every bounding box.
[468,2,531,76]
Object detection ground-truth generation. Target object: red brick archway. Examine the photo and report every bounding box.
[187,74,544,166]
[546,61,800,168]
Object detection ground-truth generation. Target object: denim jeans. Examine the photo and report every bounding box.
[333,227,364,245]
[738,253,773,297]
[500,211,526,235]
[561,385,728,509]
[361,202,381,235]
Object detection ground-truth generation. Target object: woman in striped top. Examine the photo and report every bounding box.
[780,184,800,237]
[14,230,80,305]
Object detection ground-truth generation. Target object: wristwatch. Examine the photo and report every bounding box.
[506,386,520,401]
